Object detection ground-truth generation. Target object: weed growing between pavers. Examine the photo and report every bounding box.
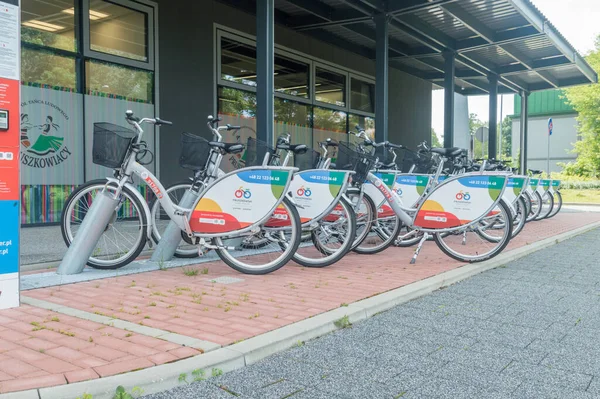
[334,315,351,329]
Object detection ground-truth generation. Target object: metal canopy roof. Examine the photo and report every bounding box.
[219,0,597,95]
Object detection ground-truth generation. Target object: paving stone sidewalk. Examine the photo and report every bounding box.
[144,227,600,399]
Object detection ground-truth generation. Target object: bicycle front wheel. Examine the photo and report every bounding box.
[537,191,554,220]
[61,179,147,269]
[434,199,513,263]
[293,197,357,268]
[525,191,543,222]
[214,197,302,275]
[150,182,199,258]
[546,191,562,218]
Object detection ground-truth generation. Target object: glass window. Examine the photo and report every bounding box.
[315,67,346,107]
[21,0,76,52]
[21,47,77,90]
[89,0,148,62]
[218,86,257,118]
[349,114,375,140]
[86,59,153,103]
[275,98,311,150]
[350,78,375,113]
[313,106,347,151]
[221,38,257,87]
[274,56,309,98]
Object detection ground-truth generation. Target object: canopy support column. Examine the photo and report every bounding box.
[374,12,389,143]
[256,0,274,146]
[488,74,498,159]
[519,90,530,173]
[443,51,455,148]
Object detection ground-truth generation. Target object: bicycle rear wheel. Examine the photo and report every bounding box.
[293,197,357,267]
[61,179,147,269]
[150,182,199,258]
[434,199,513,263]
[345,188,376,250]
[215,197,302,274]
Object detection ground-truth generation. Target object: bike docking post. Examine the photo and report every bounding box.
[150,190,197,262]
[57,190,122,275]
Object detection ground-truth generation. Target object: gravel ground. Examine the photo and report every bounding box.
[143,227,600,399]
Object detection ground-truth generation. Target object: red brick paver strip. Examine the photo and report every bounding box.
[2,212,598,394]
[0,305,202,394]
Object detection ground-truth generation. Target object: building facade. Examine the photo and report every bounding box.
[511,89,578,173]
[19,0,433,226]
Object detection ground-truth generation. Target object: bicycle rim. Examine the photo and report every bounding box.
[434,199,513,263]
[537,192,554,220]
[214,197,301,274]
[62,181,146,269]
[346,188,376,250]
[293,197,356,267]
[547,191,562,218]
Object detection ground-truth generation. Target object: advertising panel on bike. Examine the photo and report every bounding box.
[413,174,507,229]
[363,172,397,216]
[550,180,560,193]
[392,174,430,208]
[503,176,527,205]
[541,179,551,193]
[287,170,350,223]
[189,168,293,234]
[529,178,540,192]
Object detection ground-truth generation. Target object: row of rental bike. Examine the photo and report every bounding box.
[60,112,563,275]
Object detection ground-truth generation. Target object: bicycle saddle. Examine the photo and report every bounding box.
[208,141,245,154]
[529,169,543,175]
[276,143,308,154]
[430,147,465,158]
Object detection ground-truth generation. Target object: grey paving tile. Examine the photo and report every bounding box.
[251,356,330,386]
[143,380,238,399]
[468,341,547,366]
[429,346,513,372]
[502,361,593,391]
[313,373,398,398]
[433,361,522,393]
[510,381,595,399]
[282,387,351,399]
[245,379,306,399]
[210,366,284,396]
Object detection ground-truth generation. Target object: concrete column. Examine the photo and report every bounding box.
[519,90,530,173]
[256,0,274,146]
[374,12,389,143]
[488,74,498,159]
[443,51,455,148]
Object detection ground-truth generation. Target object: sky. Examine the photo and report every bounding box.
[431,0,600,138]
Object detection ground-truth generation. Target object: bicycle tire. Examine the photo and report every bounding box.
[525,191,543,222]
[546,191,562,219]
[535,191,554,220]
[345,187,377,250]
[293,197,357,268]
[61,179,147,270]
[150,182,200,258]
[214,197,302,275]
[433,199,513,263]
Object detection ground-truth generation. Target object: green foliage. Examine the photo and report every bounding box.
[334,315,351,329]
[562,36,600,177]
[470,113,488,159]
[178,373,188,384]
[212,368,224,377]
[192,368,206,382]
[113,385,143,399]
[431,128,442,148]
[76,394,93,399]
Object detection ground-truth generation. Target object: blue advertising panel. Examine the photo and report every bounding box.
[0,200,19,274]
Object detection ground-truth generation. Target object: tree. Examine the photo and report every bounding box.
[562,36,600,177]
[431,128,442,148]
[500,116,512,159]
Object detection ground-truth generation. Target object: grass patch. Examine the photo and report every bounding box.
[560,189,600,204]
[183,267,199,277]
[334,315,351,329]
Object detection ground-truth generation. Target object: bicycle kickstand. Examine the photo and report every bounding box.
[410,232,430,264]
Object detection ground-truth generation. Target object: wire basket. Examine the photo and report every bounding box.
[93,123,137,169]
[179,132,212,170]
[294,149,321,171]
[244,137,274,167]
[336,142,376,183]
